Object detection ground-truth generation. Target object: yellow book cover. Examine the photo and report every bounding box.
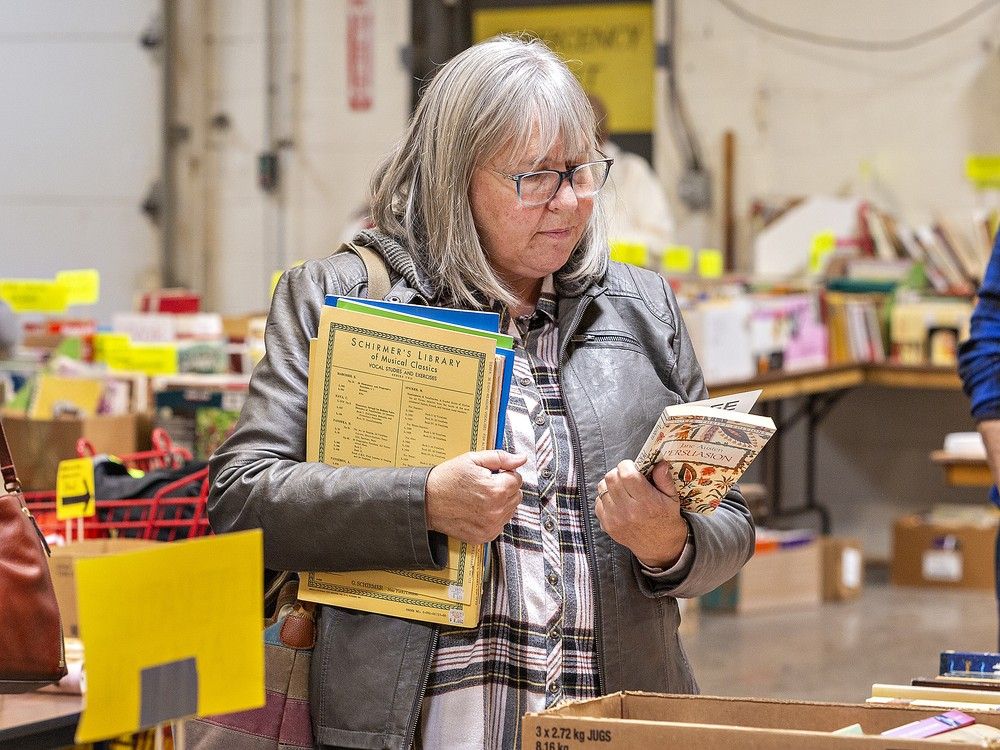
[299,304,497,626]
[29,373,104,418]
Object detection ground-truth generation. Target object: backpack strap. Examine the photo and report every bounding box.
[338,242,391,301]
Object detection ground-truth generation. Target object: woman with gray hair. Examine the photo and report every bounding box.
[209,35,754,749]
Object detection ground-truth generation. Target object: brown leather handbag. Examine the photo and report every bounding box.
[0,415,67,693]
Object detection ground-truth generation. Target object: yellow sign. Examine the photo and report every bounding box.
[56,458,96,520]
[473,3,654,133]
[74,530,264,743]
[966,155,1000,189]
[0,279,69,313]
[106,342,178,376]
[808,230,837,274]
[662,245,694,274]
[610,240,649,267]
[697,248,724,279]
[56,269,101,305]
[92,332,131,364]
[270,270,283,299]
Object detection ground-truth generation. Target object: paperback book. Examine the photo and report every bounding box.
[635,389,775,515]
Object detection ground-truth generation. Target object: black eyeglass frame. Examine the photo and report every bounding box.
[493,155,614,207]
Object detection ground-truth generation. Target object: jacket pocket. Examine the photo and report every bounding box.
[570,331,645,356]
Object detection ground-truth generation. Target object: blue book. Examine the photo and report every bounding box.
[940,650,1000,676]
[494,348,514,451]
[324,295,500,334]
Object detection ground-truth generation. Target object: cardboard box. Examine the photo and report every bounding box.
[890,514,996,590]
[48,539,160,638]
[701,540,821,613]
[522,692,1000,749]
[822,536,864,601]
[1,412,139,490]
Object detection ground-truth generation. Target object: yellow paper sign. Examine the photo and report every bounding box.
[610,240,649,267]
[270,270,283,299]
[107,342,178,376]
[92,332,131,365]
[966,155,1000,189]
[662,245,694,274]
[56,458,96,520]
[809,230,837,274]
[697,248,724,279]
[56,269,101,305]
[473,3,654,132]
[74,530,264,743]
[0,279,69,313]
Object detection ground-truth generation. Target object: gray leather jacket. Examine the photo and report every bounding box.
[208,230,755,749]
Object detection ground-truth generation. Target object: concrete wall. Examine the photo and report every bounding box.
[652,0,1000,257]
[0,1,160,324]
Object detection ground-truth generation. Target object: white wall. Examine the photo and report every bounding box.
[0,1,160,324]
[172,0,412,315]
[654,0,1000,257]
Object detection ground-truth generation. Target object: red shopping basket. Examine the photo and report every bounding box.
[23,427,212,542]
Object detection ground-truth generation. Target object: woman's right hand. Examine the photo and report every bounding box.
[425,450,527,544]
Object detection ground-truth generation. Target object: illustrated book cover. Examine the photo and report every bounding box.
[635,389,775,515]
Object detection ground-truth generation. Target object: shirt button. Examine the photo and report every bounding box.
[540,467,553,479]
[519,376,532,387]
[549,627,561,641]
[534,414,546,426]
[548,681,560,694]
[543,517,556,532]
[547,571,559,586]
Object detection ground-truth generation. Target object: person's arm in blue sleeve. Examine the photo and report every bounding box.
[958,230,1000,501]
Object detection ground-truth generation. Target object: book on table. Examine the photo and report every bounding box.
[298,299,512,628]
[635,389,775,515]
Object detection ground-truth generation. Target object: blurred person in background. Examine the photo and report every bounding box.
[589,94,676,265]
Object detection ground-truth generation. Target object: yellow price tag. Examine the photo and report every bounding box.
[92,332,131,364]
[610,240,649,267]
[118,342,179,376]
[56,269,101,305]
[966,155,1000,189]
[0,279,69,313]
[808,230,837,274]
[662,245,694,274]
[697,248,724,279]
[56,457,96,520]
[107,342,178,375]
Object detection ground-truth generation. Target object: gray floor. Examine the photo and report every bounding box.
[681,580,997,704]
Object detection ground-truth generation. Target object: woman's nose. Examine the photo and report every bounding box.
[547,177,579,210]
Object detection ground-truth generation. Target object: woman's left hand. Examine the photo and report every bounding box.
[595,460,690,569]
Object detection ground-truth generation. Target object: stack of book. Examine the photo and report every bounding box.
[868,650,1000,712]
[296,297,513,628]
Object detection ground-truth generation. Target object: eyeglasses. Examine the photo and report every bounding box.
[493,156,614,207]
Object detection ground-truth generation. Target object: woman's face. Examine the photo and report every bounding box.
[469,134,594,302]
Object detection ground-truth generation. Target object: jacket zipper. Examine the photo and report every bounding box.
[404,627,439,749]
[570,332,639,347]
[561,298,606,696]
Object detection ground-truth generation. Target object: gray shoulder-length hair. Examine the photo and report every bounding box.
[369,34,609,309]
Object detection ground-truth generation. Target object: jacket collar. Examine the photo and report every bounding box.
[354,228,438,302]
